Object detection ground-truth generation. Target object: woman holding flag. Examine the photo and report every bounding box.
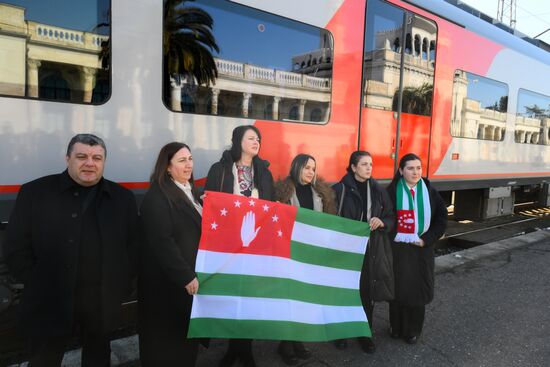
[332,151,395,354]
[387,153,447,344]
[205,124,274,367]
[138,142,203,366]
[274,153,336,365]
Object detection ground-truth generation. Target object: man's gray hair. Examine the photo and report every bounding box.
[66,134,107,157]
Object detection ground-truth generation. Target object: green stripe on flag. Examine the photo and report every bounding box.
[197,273,362,306]
[188,318,371,341]
[290,241,364,272]
[296,208,370,237]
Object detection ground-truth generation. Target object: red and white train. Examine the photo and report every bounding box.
[0,0,549,219]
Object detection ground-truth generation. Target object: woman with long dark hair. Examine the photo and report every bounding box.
[138,142,203,366]
[274,153,336,365]
[205,125,274,367]
[386,153,447,344]
[332,151,394,354]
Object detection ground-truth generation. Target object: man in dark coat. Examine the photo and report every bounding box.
[4,134,138,366]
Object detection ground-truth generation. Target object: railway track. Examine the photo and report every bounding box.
[438,205,550,253]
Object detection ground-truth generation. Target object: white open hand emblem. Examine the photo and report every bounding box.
[241,211,261,247]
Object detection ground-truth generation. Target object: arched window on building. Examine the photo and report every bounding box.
[422,38,428,59]
[39,72,71,101]
[265,104,273,120]
[405,33,412,54]
[289,105,299,120]
[392,37,400,52]
[414,34,421,57]
[310,108,322,122]
[429,40,436,64]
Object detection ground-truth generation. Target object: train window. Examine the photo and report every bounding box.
[363,0,436,117]
[0,1,111,104]
[450,71,508,141]
[515,89,550,145]
[162,0,333,124]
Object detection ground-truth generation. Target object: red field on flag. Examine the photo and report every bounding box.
[200,191,297,258]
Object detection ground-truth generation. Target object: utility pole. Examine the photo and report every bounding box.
[497,0,517,29]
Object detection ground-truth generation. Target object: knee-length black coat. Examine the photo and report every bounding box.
[138,181,201,365]
[387,178,447,306]
[333,173,395,304]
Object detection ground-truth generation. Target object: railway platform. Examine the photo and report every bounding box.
[9,228,548,367]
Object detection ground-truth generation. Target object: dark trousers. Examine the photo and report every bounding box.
[139,329,198,366]
[29,332,110,367]
[389,301,425,338]
[226,339,254,363]
[29,288,110,367]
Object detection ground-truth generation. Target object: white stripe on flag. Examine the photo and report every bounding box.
[291,222,367,254]
[191,295,368,324]
[195,250,361,290]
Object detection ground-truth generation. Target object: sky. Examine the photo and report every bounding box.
[5,0,110,34]
[460,0,550,45]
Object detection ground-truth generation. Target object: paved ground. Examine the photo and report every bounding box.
[11,230,550,367]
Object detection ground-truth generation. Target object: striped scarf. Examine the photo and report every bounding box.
[394,178,431,243]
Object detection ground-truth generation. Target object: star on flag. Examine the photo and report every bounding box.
[220,208,228,216]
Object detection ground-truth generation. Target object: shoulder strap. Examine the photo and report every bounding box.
[337,184,345,216]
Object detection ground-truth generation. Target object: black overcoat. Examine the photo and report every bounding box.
[387,178,447,306]
[204,150,274,200]
[138,181,202,364]
[4,171,138,337]
[333,173,395,303]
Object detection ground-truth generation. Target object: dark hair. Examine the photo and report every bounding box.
[229,125,262,162]
[150,142,199,207]
[389,153,422,188]
[66,134,107,157]
[289,154,316,185]
[346,150,372,174]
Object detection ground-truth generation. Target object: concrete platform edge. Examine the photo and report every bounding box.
[435,229,550,274]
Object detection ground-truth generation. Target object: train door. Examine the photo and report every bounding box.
[359,0,437,178]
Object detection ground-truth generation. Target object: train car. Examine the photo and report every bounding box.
[0,0,549,361]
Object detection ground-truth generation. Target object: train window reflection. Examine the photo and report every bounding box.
[363,0,436,117]
[0,1,111,104]
[515,89,550,145]
[162,0,333,124]
[450,71,508,141]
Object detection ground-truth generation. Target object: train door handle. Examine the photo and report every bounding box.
[391,138,396,149]
[399,139,403,149]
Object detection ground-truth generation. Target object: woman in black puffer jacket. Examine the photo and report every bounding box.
[332,150,395,354]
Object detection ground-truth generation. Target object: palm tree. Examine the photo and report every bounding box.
[393,83,433,116]
[164,0,219,88]
[525,104,545,118]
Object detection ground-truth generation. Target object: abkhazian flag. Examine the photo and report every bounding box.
[188,191,371,341]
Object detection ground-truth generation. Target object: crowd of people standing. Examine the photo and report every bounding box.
[4,125,447,366]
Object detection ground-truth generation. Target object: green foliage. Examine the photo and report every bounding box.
[164,0,219,86]
[392,83,433,116]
